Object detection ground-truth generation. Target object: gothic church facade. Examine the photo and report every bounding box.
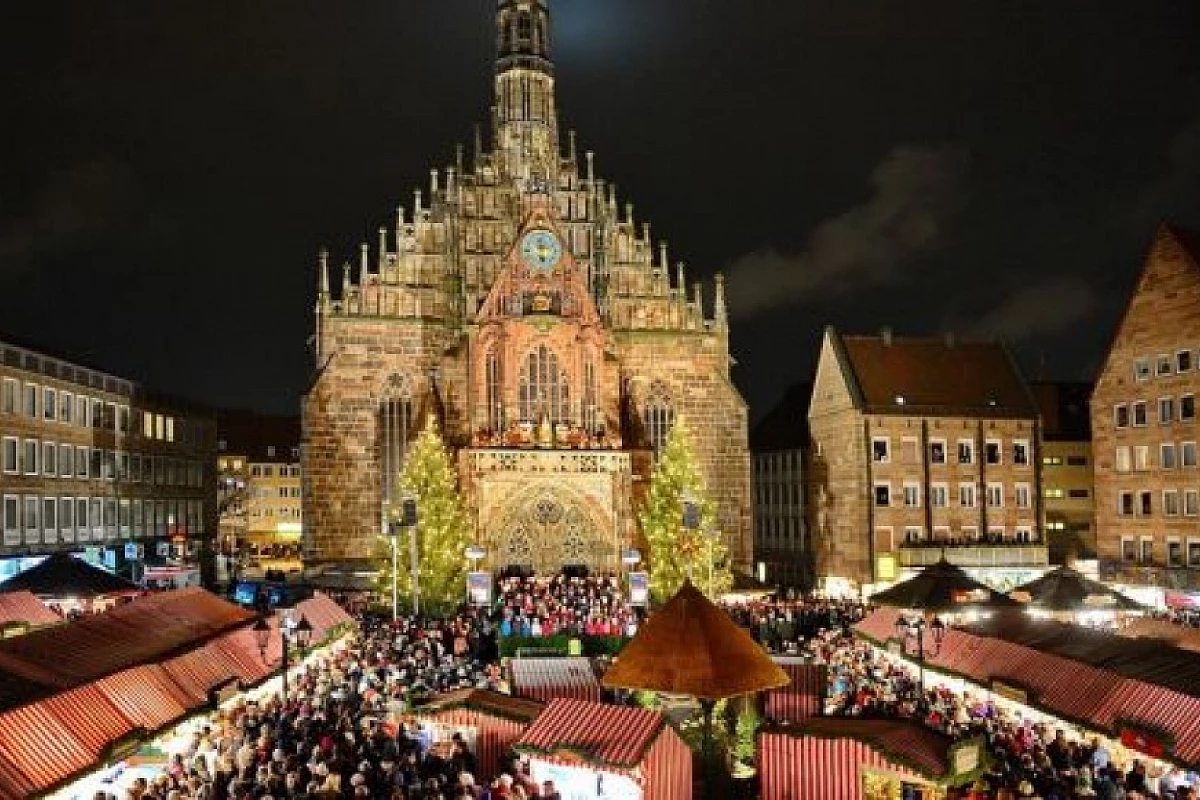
[303,0,751,577]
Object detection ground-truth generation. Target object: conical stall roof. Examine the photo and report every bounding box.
[869,558,1022,612]
[1011,565,1145,612]
[0,553,140,599]
[602,580,788,701]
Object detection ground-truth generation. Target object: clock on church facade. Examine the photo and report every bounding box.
[302,0,752,579]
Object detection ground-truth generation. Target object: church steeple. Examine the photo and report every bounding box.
[494,0,559,182]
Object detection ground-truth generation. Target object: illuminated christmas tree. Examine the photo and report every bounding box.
[639,420,733,602]
[376,418,473,613]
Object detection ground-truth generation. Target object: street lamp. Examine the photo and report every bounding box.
[893,614,946,700]
[255,612,313,708]
[466,543,486,567]
[385,493,420,620]
[465,544,487,606]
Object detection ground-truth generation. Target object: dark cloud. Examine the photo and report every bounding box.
[724,145,970,317]
[966,275,1098,341]
[0,160,142,273]
[1128,116,1200,227]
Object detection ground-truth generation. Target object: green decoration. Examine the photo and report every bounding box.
[638,420,733,602]
[376,418,474,612]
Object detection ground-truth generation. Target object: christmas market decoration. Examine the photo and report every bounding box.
[638,421,733,602]
[376,419,473,613]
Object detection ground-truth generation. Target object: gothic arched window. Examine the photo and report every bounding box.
[644,385,674,454]
[486,349,504,432]
[519,345,570,424]
[583,359,599,434]
[380,374,415,505]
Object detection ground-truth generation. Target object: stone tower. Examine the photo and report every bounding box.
[302,0,752,578]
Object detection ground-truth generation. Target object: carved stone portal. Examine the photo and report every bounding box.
[487,487,615,574]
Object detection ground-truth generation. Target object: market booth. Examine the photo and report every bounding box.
[763,659,826,724]
[416,689,545,779]
[0,590,61,637]
[0,588,354,798]
[0,552,141,616]
[510,657,601,703]
[758,719,986,800]
[514,698,692,800]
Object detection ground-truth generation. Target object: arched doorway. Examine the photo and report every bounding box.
[488,488,614,575]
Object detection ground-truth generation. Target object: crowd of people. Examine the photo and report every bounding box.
[494,574,640,639]
[815,628,1198,799]
[94,612,565,799]
[72,578,1200,800]
[722,596,870,654]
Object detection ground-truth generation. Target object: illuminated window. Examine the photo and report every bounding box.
[486,350,504,431]
[519,345,570,424]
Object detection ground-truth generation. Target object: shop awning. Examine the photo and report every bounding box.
[38,684,136,758]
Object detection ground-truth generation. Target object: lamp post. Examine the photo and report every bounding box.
[255,611,313,709]
[402,494,420,617]
[893,614,946,700]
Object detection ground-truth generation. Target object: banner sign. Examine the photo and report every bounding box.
[467,572,492,606]
[628,572,649,607]
[124,542,141,560]
[991,680,1030,705]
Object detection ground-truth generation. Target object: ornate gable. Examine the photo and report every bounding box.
[476,209,603,331]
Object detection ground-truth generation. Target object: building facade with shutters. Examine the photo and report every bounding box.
[302,1,751,579]
[0,338,217,583]
[807,328,1047,594]
[1092,226,1200,589]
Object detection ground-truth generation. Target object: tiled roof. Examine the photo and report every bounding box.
[791,717,956,777]
[418,688,545,722]
[833,330,1037,417]
[515,698,666,770]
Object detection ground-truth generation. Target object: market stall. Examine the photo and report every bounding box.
[510,657,601,703]
[415,688,545,779]
[514,698,692,800]
[0,553,141,615]
[758,719,986,800]
[763,659,826,724]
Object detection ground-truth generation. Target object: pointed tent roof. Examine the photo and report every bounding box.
[869,558,1022,612]
[1011,565,1145,612]
[0,553,139,599]
[602,580,787,701]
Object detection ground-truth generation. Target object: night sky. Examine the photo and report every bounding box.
[1,1,1198,420]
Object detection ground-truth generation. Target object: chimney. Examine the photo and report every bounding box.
[880,327,894,347]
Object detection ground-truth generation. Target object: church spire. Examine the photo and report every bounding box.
[493,0,559,181]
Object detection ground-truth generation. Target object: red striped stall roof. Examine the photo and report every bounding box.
[0,588,253,703]
[0,748,39,800]
[418,706,536,781]
[510,658,600,704]
[0,700,95,797]
[38,684,135,758]
[95,665,190,731]
[760,727,929,800]
[294,592,354,637]
[0,590,60,627]
[854,609,1200,768]
[515,698,667,770]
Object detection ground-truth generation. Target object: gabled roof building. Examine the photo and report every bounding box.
[808,327,1046,594]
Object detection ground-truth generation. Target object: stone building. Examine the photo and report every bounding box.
[1030,381,1095,565]
[808,328,1046,594]
[0,337,217,584]
[1092,225,1200,589]
[302,0,751,578]
[751,383,812,590]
